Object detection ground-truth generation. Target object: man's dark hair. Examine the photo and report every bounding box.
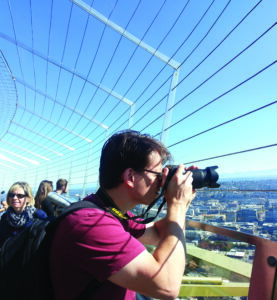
[56,179,68,191]
[99,130,172,189]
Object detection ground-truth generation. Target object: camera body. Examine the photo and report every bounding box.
[164,165,220,190]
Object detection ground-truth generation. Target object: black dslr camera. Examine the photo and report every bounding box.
[164,165,220,190]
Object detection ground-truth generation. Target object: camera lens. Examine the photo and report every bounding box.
[164,165,220,190]
[190,166,220,189]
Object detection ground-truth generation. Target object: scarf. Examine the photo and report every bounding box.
[6,205,37,228]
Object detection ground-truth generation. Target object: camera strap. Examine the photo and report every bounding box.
[95,187,167,224]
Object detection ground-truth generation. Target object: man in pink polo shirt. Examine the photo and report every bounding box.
[50,130,196,300]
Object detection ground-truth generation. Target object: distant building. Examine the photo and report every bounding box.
[226,249,245,259]
[222,210,237,222]
[240,227,255,235]
[187,207,195,217]
[207,209,220,215]
[186,230,201,241]
[195,205,209,215]
[237,209,257,222]
[203,214,225,222]
[227,201,239,210]
[265,207,277,222]
[262,223,277,235]
[272,230,277,240]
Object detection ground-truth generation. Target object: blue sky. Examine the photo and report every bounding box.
[0,0,276,191]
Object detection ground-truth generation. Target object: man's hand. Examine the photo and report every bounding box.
[163,164,196,212]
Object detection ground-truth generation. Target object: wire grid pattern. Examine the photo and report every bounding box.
[0,50,17,140]
[0,0,276,192]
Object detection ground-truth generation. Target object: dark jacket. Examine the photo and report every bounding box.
[0,208,47,247]
[41,198,55,217]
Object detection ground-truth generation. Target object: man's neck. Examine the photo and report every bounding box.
[103,186,135,215]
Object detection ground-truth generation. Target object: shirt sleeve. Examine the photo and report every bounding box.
[58,208,146,283]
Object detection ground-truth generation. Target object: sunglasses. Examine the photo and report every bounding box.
[8,193,26,199]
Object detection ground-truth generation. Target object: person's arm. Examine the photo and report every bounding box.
[136,221,160,245]
[108,165,196,299]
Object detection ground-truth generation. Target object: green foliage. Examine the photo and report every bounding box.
[199,239,234,252]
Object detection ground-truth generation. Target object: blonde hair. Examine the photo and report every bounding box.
[6,181,34,206]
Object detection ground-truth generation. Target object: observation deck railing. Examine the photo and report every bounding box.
[179,220,277,299]
[133,207,277,300]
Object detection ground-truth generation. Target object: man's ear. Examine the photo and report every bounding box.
[123,168,135,188]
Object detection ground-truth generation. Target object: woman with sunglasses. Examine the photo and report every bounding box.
[0,181,47,247]
[34,180,55,217]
